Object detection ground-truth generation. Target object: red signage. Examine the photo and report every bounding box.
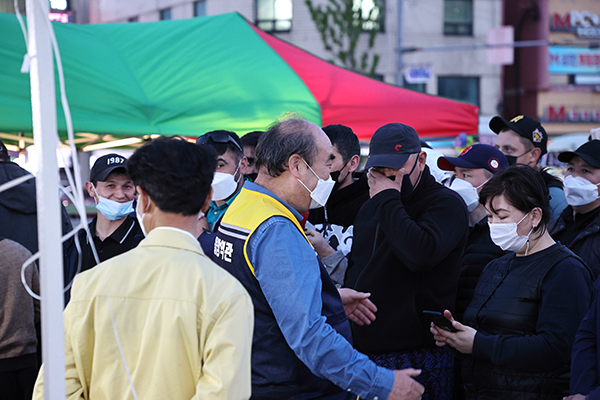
[545,105,600,122]
[550,10,600,38]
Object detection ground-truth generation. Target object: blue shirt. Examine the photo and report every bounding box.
[244,182,394,400]
[206,190,240,231]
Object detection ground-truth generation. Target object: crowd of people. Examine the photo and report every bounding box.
[0,113,599,400]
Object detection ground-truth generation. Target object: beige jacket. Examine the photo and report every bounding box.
[33,227,253,400]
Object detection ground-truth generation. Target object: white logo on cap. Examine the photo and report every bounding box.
[107,156,125,165]
[489,159,499,170]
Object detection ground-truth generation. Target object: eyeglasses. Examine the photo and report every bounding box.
[196,132,242,152]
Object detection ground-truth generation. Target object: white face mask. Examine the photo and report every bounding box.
[136,196,151,237]
[211,163,241,201]
[488,212,534,253]
[564,175,600,207]
[449,178,480,212]
[297,158,336,209]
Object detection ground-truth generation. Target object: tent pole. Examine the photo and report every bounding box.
[26,0,66,398]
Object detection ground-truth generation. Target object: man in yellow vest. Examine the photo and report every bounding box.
[201,118,424,400]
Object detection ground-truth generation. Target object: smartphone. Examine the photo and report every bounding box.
[423,310,458,333]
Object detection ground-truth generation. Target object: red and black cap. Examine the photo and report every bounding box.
[558,140,600,168]
[438,144,509,174]
[489,115,548,155]
[365,123,421,169]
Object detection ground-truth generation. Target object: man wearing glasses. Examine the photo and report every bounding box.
[196,130,248,232]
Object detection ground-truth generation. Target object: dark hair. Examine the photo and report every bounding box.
[127,136,216,216]
[479,165,551,235]
[0,138,9,162]
[322,124,360,162]
[240,131,264,148]
[198,130,243,163]
[255,119,318,177]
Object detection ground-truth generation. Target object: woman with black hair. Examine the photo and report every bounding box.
[430,165,593,400]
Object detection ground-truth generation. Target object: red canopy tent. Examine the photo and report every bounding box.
[251,25,479,141]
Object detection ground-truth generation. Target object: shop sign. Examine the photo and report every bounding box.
[404,66,433,84]
[543,105,600,122]
[549,46,600,74]
[550,10,600,38]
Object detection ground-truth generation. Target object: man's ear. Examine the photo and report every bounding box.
[136,186,149,212]
[418,151,428,170]
[202,187,213,213]
[85,181,96,198]
[348,154,361,174]
[288,154,303,179]
[530,147,542,166]
[239,156,249,175]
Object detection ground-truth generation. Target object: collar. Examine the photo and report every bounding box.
[209,188,241,212]
[138,226,204,255]
[243,181,303,222]
[88,215,138,244]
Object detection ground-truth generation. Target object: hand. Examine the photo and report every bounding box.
[563,395,586,400]
[367,168,404,198]
[305,228,335,258]
[196,212,209,236]
[430,310,477,354]
[337,288,377,325]
[387,369,424,400]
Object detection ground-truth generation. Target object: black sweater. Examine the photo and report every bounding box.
[345,166,469,353]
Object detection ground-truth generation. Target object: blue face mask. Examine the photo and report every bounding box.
[94,191,134,221]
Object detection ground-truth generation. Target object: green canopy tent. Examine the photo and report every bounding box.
[0,11,478,152]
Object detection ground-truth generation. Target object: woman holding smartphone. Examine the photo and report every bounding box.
[430,166,593,400]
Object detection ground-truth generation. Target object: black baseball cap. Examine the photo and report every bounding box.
[365,123,421,169]
[558,140,600,168]
[489,115,548,155]
[90,153,128,182]
[438,144,509,174]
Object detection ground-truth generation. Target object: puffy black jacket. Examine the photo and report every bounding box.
[455,216,505,321]
[551,205,600,280]
[462,244,593,400]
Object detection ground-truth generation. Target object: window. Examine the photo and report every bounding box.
[402,77,427,93]
[256,0,292,33]
[128,16,138,22]
[194,0,206,17]
[354,0,384,32]
[438,76,479,106]
[159,8,172,21]
[444,0,473,36]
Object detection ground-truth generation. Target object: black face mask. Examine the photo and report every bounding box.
[400,156,421,198]
[505,148,534,167]
[245,173,258,182]
[330,159,351,190]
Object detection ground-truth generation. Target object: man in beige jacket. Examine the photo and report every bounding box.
[33,137,253,400]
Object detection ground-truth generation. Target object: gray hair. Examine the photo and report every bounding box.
[255,119,318,177]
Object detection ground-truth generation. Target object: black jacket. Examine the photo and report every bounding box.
[0,161,71,255]
[345,166,469,353]
[308,174,369,254]
[455,216,505,321]
[551,205,600,280]
[463,244,593,399]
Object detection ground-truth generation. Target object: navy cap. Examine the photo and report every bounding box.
[558,140,600,169]
[438,144,509,174]
[90,153,128,182]
[489,115,548,155]
[365,123,421,169]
